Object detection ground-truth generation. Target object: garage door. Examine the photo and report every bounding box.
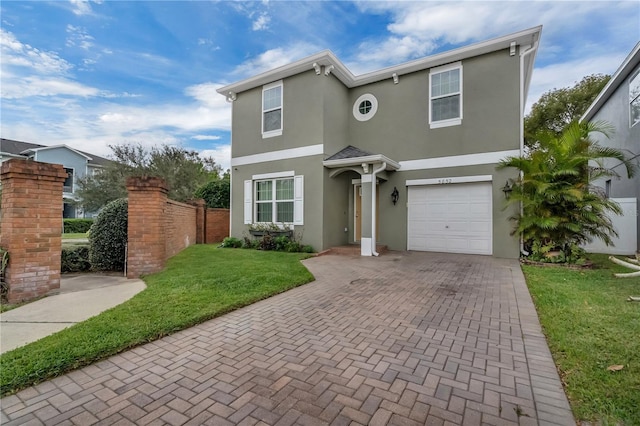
[407,182,492,255]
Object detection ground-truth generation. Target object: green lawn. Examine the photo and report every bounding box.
[522,254,640,425]
[0,246,314,396]
[62,233,88,239]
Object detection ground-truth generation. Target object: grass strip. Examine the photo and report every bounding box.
[0,246,314,396]
[61,233,89,239]
[522,253,640,424]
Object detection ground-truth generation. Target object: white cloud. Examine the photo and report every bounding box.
[192,135,221,141]
[1,28,73,75]
[66,25,94,50]
[233,43,320,77]
[70,0,93,16]
[200,145,231,172]
[252,13,271,31]
[1,73,99,98]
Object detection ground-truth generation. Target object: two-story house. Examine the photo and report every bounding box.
[0,139,111,218]
[217,26,542,258]
[580,42,640,254]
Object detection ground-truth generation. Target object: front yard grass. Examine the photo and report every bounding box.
[0,245,314,396]
[62,232,88,239]
[522,254,640,424]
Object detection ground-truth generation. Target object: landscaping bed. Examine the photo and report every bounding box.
[0,245,314,396]
[522,253,640,424]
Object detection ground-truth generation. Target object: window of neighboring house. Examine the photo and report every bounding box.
[630,69,640,127]
[244,174,303,225]
[63,168,74,193]
[605,179,612,198]
[429,62,462,128]
[262,81,283,138]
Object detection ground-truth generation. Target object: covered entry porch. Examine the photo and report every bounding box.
[323,146,399,256]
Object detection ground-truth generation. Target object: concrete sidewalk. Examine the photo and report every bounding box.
[0,274,146,354]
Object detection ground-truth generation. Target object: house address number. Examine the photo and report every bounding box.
[438,178,453,184]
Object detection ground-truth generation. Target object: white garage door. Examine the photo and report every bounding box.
[408,182,493,255]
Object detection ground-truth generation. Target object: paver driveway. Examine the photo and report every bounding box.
[1,252,574,425]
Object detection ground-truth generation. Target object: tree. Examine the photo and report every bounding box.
[76,144,222,212]
[525,74,610,148]
[194,171,230,209]
[499,121,636,262]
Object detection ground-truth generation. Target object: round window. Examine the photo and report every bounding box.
[353,94,378,121]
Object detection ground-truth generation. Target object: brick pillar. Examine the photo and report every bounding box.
[191,199,206,244]
[0,159,67,303]
[126,176,168,278]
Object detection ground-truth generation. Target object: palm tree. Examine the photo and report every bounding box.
[498,121,636,261]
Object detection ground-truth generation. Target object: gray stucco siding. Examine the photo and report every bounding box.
[346,49,521,161]
[230,155,325,251]
[231,70,326,159]
[588,65,640,250]
[371,164,519,258]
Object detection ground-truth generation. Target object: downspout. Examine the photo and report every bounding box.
[518,40,539,256]
[371,162,386,256]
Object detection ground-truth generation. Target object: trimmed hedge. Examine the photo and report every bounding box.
[89,199,128,271]
[63,219,93,234]
[61,244,91,273]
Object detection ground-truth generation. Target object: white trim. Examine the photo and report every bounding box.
[361,174,373,183]
[244,180,253,224]
[323,154,400,170]
[20,144,93,160]
[429,62,463,129]
[351,179,361,184]
[217,26,541,95]
[252,171,294,180]
[262,80,283,139]
[399,149,519,171]
[293,175,304,225]
[353,94,378,122]
[231,144,324,166]
[406,175,492,186]
[361,237,372,256]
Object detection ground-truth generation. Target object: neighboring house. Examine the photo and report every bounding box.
[580,42,640,254]
[0,138,111,218]
[217,26,542,258]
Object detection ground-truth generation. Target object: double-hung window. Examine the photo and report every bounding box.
[245,173,303,225]
[429,62,462,128]
[262,81,283,138]
[63,167,74,193]
[630,69,640,127]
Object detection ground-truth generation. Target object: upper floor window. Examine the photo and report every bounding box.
[262,81,283,138]
[63,167,74,193]
[353,93,378,122]
[429,62,462,129]
[630,69,640,127]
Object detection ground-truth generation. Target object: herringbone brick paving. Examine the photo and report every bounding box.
[1,252,574,425]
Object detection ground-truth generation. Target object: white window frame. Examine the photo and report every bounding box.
[262,80,283,138]
[629,69,640,128]
[429,62,463,129]
[353,93,378,122]
[244,173,303,225]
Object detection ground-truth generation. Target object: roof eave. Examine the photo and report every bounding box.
[217,26,542,98]
[581,42,640,123]
[323,154,400,170]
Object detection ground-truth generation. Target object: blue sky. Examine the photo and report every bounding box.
[1,1,639,171]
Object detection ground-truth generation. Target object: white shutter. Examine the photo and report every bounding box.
[293,175,304,225]
[244,180,253,224]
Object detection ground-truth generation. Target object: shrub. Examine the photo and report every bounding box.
[257,234,276,251]
[242,236,258,249]
[89,198,128,271]
[61,244,91,273]
[194,179,230,209]
[220,237,242,248]
[63,218,94,234]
